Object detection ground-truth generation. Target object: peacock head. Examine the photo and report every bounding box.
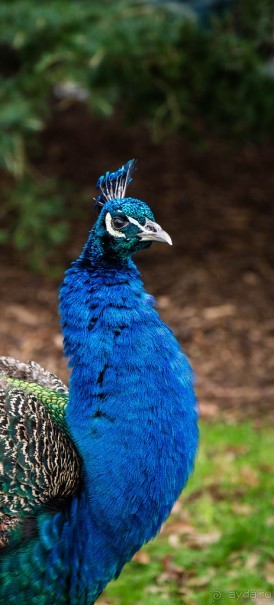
[88,160,172,261]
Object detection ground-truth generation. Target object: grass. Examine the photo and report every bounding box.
[98,421,274,605]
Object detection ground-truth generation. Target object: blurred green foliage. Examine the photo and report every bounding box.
[1,0,274,266]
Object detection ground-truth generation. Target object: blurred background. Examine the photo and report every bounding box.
[0,1,274,603]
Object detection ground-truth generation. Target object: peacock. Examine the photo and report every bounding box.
[0,160,199,604]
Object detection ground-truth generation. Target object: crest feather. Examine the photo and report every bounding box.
[96,159,136,208]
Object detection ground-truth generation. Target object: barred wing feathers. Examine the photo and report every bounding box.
[0,357,81,546]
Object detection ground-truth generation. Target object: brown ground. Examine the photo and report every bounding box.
[1,105,274,420]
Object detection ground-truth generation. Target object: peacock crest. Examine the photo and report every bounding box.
[96,159,136,207]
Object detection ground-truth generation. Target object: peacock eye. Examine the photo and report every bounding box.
[112,216,129,230]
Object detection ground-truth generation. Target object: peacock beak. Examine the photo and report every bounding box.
[137,219,172,246]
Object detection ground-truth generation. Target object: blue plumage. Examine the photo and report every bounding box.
[0,160,198,604]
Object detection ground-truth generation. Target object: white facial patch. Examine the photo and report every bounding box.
[105,212,126,238]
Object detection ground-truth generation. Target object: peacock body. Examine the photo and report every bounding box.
[0,160,199,604]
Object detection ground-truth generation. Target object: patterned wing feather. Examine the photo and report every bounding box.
[0,358,81,547]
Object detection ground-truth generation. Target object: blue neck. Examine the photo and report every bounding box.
[59,249,156,588]
[60,242,146,423]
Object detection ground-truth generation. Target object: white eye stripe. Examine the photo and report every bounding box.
[127,215,157,234]
[105,212,126,238]
[126,216,144,229]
